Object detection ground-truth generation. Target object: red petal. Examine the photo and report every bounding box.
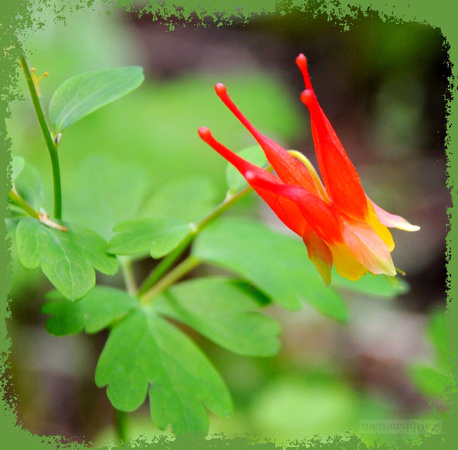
[214,83,322,197]
[297,56,368,220]
[198,127,306,235]
[246,171,343,243]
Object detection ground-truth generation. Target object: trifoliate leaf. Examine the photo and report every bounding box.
[49,66,144,132]
[193,217,348,321]
[108,218,191,259]
[95,308,233,435]
[155,277,280,357]
[16,218,118,301]
[42,286,138,336]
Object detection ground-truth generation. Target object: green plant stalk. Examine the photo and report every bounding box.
[140,255,201,304]
[137,185,253,297]
[8,190,39,219]
[114,408,129,445]
[19,55,62,219]
[119,256,138,296]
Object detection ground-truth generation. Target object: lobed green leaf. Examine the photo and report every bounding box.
[155,277,280,357]
[16,218,118,301]
[108,217,191,259]
[95,308,233,435]
[49,66,144,132]
[193,217,349,321]
[42,286,138,336]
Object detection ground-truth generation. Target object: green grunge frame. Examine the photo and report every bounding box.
[1,0,456,449]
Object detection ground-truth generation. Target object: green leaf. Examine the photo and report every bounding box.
[42,286,138,336]
[11,155,25,181]
[95,308,233,435]
[193,217,349,321]
[108,218,191,259]
[428,310,449,368]
[155,277,280,357]
[226,145,268,192]
[139,176,219,224]
[332,270,408,298]
[12,159,43,210]
[63,154,149,240]
[16,218,118,301]
[409,364,453,397]
[49,66,144,132]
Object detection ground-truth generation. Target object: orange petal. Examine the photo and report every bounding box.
[369,198,421,232]
[367,207,395,252]
[303,227,333,285]
[330,242,367,281]
[340,216,396,276]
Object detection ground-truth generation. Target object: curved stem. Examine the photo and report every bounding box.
[8,189,39,219]
[137,185,253,297]
[19,55,62,220]
[140,255,201,304]
[119,256,138,296]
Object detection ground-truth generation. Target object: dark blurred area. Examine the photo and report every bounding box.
[6,5,451,446]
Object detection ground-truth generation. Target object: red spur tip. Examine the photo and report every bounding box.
[296,54,313,91]
[215,83,227,96]
[198,126,212,140]
[295,53,307,67]
[300,89,315,106]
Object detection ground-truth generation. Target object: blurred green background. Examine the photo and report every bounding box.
[6,2,451,447]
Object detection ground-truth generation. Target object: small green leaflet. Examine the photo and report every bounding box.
[108,217,191,259]
[193,217,349,321]
[408,310,455,398]
[42,286,138,336]
[16,218,118,301]
[11,158,43,211]
[408,364,454,398]
[11,155,25,181]
[95,308,233,435]
[226,145,268,193]
[155,277,280,357]
[49,66,144,132]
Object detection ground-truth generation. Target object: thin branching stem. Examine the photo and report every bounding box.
[137,184,253,298]
[19,55,62,219]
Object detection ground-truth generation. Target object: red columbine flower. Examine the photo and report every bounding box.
[198,54,420,284]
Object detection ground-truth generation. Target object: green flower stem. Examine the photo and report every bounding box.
[8,189,39,219]
[137,185,253,297]
[114,408,129,445]
[19,55,62,220]
[140,255,201,304]
[119,256,138,296]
